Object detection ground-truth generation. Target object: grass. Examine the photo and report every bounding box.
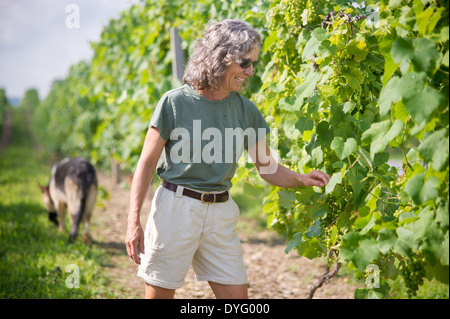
[0,108,117,298]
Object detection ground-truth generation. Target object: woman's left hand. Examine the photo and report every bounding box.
[300,170,331,188]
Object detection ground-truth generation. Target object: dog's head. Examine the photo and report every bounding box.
[36,180,56,213]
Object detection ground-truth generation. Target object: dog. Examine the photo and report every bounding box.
[38,157,98,243]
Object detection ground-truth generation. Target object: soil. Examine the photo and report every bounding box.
[92,172,362,299]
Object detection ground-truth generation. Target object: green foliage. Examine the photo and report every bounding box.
[32,0,449,298]
[33,61,99,159]
[0,108,117,298]
[261,0,448,298]
[0,88,11,135]
[19,89,39,111]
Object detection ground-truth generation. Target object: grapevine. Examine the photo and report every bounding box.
[262,0,449,299]
[32,0,449,299]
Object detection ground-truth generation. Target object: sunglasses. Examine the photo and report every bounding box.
[239,58,259,69]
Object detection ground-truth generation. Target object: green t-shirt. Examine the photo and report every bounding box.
[149,84,270,192]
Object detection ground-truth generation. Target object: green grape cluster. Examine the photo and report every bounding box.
[268,3,285,32]
[306,0,320,24]
[327,57,345,88]
[323,195,340,223]
[399,255,426,298]
[322,224,343,267]
[324,226,334,266]
[285,0,307,30]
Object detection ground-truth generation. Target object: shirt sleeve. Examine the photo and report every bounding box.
[243,97,270,149]
[149,93,175,141]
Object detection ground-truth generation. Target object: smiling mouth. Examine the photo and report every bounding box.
[235,76,245,83]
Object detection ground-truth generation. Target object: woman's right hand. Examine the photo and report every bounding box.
[125,220,145,265]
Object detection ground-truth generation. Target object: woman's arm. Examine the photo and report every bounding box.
[248,137,330,188]
[125,127,166,265]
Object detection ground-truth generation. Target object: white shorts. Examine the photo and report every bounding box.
[137,185,247,289]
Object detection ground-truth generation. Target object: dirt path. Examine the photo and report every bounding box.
[92,172,362,299]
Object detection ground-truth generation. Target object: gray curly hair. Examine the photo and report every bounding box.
[182,19,261,91]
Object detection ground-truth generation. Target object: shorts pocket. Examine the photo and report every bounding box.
[139,245,162,274]
[150,186,171,218]
[212,197,240,236]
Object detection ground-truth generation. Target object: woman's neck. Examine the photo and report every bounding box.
[196,87,229,101]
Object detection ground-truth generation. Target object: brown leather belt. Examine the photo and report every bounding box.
[162,181,229,204]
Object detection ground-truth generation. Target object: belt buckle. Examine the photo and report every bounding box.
[201,192,216,204]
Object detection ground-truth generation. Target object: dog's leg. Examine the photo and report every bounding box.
[56,201,66,232]
[68,207,73,224]
[83,220,91,244]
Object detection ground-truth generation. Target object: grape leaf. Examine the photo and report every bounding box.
[361,120,391,143]
[361,119,403,159]
[418,128,449,171]
[343,68,365,90]
[325,172,342,194]
[311,146,324,166]
[378,76,402,116]
[341,233,379,271]
[295,71,322,103]
[396,72,442,124]
[357,239,380,271]
[279,95,300,112]
[285,232,303,253]
[295,117,314,134]
[404,173,441,205]
[394,227,417,257]
[346,38,369,62]
[377,228,397,254]
[331,136,357,160]
[297,237,322,259]
[304,220,322,239]
[369,119,403,159]
[278,190,296,209]
[391,37,414,64]
[302,28,328,60]
[382,53,401,86]
[412,38,440,74]
[404,173,425,205]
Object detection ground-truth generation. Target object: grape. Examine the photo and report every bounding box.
[400,255,426,298]
[306,0,318,24]
[268,5,285,31]
[286,0,307,30]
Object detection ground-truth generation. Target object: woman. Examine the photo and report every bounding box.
[125,19,330,299]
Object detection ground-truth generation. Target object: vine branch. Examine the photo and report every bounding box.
[308,250,341,299]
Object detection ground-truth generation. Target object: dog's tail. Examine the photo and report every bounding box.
[68,176,96,243]
[68,190,88,243]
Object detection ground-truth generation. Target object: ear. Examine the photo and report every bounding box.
[35,178,47,193]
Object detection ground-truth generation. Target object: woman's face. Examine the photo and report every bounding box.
[219,47,259,96]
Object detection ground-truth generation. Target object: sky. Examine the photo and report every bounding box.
[0,0,138,102]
